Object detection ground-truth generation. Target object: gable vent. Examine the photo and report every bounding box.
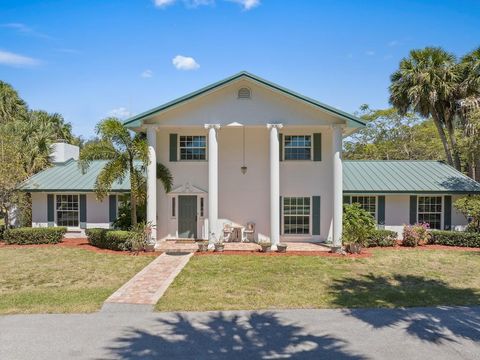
[238,87,251,99]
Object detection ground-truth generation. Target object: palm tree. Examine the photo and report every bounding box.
[79,117,173,226]
[389,47,462,169]
[0,81,27,124]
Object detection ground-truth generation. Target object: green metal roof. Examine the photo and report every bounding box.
[19,159,480,194]
[123,71,366,129]
[344,160,480,194]
[19,159,134,192]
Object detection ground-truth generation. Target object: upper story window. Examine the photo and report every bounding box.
[351,196,377,220]
[284,135,311,160]
[418,196,442,230]
[238,87,251,99]
[179,136,206,160]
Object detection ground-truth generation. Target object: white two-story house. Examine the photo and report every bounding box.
[21,72,480,247]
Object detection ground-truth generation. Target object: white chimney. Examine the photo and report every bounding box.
[50,142,80,163]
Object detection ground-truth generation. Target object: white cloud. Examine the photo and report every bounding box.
[388,40,399,47]
[107,107,132,119]
[172,55,200,70]
[141,69,154,78]
[0,50,39,67]
[228,0,260,10]
[154,0,259,10]
[365,50,375,56]
[154,0,176,7]
[1,23,52,39]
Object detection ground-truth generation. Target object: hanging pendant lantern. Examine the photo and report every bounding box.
[241,125,247,174]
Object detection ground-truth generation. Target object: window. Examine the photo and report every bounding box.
[179,136,206,160]
[56,194,79,227]
[171,197,176,217]
[418,196,442,230]
[200,197,204,217]
[283,197,310,235]
[284,135,311,160]
[351,196,376,220]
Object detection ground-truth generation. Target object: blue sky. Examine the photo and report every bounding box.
[1,0,479,138]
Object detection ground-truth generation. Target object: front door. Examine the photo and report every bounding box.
[178,195,197,238]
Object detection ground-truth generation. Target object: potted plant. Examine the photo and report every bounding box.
[197,240,209,252]
[214,240,225,252]
[277,243,287,253]
[258,240,271,253]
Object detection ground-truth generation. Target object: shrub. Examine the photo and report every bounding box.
[454,196,480,233]
[85,228,109,248]
[366,229,398,247]
[86,228,138,251]
[342,203,376,246]
[3,227,67,245]
[430,230,480,248]
[402,223,430,247]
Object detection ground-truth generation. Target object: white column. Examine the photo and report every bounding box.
[205,124,220,244]
[267,123,283,250]
[332,124,344,251]
[146,126,157,241]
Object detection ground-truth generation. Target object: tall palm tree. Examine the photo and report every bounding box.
[79,117,173,226]
[389,47,461,169]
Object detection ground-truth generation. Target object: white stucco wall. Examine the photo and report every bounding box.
[31,192,113,229]
[32,192,48,227]
[86,193,111,229]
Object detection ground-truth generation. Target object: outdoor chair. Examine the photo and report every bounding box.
[242,222,255,242]
[223,223,233,242]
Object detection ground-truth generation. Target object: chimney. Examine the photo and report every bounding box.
[50,142,80,163]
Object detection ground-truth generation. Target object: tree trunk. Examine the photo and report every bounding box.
[431,114,454,166]
[131,193,137,227]
[445,119,462,171]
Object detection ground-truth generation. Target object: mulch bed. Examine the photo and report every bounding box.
[0,238,160,257]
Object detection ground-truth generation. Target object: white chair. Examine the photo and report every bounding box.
[223,223,233,242]
[242,222,255,242]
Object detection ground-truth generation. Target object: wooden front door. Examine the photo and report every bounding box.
[178,195,197,238]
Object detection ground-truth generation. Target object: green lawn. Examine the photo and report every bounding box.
[0,247,153,314]
[156,250,480,311]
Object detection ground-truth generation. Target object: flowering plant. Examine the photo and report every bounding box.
[402,223,431,247]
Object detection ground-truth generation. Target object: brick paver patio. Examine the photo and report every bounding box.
[104,252,193,306]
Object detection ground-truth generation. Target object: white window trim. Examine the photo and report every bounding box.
[349,195,378,223]
[417,195,444,230]
[282,134,313,161]
[281,196,312,237]
[54,193,80,229]
[178,135,208,162]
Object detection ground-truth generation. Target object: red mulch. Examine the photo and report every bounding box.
[0,238,160,257]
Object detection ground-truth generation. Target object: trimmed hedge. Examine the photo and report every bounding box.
[3,227,67,245]
[366,229,398,247]
[85,228,137,251]
[430,230,480,248]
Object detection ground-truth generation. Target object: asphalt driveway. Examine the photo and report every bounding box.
[0,306,479,359]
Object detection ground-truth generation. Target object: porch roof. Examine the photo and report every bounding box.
[343,160,480,194]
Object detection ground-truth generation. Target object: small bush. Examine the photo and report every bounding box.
[86,228,138,251]
[366,229,398,247]
[3,227,67,245]
[402,223,430,247]
[343,204,376,246]
[430,230,480,248]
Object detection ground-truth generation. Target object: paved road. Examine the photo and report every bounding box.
[1,306,479,359]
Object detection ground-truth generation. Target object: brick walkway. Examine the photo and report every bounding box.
[104,252,193,306]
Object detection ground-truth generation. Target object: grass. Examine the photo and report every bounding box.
[156,249,480,311]
[0,247,153,314]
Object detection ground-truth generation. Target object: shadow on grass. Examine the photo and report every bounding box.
[331,274,480,343]
[107,312,366,359]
